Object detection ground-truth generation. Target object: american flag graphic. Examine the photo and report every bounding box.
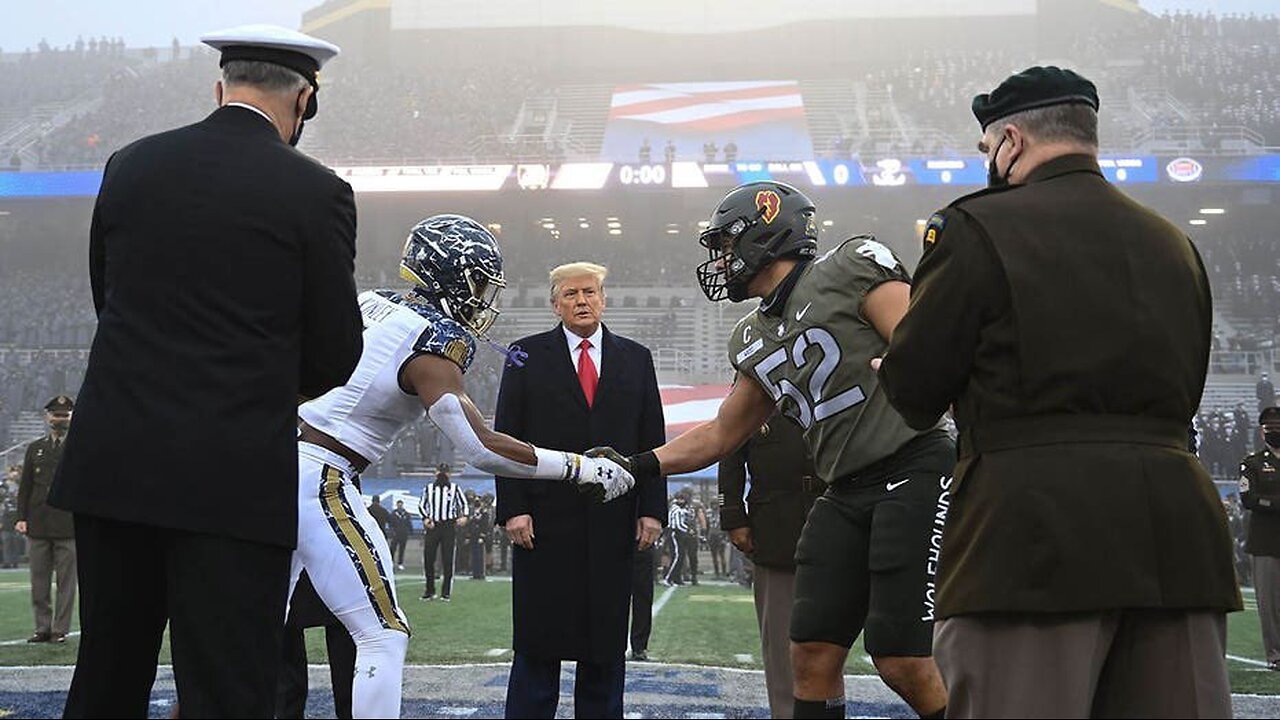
[609,81,806,132]
[601,80,814,162]
[660,384,733,437]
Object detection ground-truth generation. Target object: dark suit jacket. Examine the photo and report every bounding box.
[495,324,666,662]
[50,106,363,548]
[19,435,74,540]
[880,154,1241,617]
[718,414,820,569]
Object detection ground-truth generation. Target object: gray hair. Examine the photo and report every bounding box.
[990,103,1098,148]
[221,59,309,95]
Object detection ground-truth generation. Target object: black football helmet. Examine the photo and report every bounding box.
[696,181,818,302]
[400,214,506,336]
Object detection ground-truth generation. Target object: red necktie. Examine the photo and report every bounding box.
[577,338,598,408]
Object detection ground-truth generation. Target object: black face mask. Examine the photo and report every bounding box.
[986,134,1017,188]
[289,87,318,148]
[1266,430,1280,448]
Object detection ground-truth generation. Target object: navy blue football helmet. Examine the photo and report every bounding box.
[400,214,506,336]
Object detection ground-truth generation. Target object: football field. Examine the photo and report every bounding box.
[0,569,1275,694]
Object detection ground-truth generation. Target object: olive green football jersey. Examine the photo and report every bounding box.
[727,236,935,484]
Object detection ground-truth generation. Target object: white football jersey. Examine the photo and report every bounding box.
[299,290,475,465]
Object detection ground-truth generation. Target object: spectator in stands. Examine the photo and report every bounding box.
[723,140,738,162]
[1260,372,1276,412]
[664,139,676,163]
[703,140,718,163]
[17,395,76,644]
[639,138,652,164]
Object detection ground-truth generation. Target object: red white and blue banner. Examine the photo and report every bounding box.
[600,81,814,162]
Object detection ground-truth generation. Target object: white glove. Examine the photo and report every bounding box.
[572,454,636,503]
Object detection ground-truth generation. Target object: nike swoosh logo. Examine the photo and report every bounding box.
[885,479,911,492]
[795,302,813,322]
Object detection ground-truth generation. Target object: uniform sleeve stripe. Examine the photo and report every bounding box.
[320,465,410,635]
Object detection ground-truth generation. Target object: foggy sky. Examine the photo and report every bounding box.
[3,0,1279,56]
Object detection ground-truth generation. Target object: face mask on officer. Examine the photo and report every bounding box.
[289,86,316,148]
[985,127,1021,188]
[1266,428,1280,449]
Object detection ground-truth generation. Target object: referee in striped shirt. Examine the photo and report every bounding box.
[665,492,693,586]
[420,466,469,602]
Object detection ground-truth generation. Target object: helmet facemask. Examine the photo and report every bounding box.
[697,215,758,303]
[449,264,505,337]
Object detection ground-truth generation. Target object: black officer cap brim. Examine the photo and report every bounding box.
[972,66,1100,131]
[1261,407,1280,424]
[217,46,320,89]
[43,396,74,412]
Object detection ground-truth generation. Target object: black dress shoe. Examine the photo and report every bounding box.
[629,649,649,661]
[26,632,50,643]
[51,633,67,644]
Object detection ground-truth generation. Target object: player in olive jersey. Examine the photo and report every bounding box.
[592,182,953,719]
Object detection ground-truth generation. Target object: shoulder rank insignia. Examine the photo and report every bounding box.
[924,212,946,246]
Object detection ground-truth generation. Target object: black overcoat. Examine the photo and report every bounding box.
[50,106,363,548]
[495,324,667,662]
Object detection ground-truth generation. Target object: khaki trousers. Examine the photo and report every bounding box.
[28,537,76,636]
[753,564,797,719]
[935,609,1231,719]
[1253,554,1280,663]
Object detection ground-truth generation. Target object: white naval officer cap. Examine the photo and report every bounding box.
[200,24,340,88]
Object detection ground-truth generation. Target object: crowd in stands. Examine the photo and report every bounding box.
[10,11,1280,170]
[309,62,542,164]
[1196,232,1280,358]
[0,37,133,116]
[1196,404,1259,477]
[844,12,1280,156]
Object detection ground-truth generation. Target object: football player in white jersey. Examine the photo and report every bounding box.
[293,214,635,718]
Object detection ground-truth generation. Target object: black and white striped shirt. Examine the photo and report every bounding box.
[669,504,691,533]
[420,483,469,522]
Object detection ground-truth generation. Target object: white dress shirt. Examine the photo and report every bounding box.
[225,102,274,126]
[564,323,603,376]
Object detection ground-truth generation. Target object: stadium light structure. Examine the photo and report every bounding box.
[1189,219,1208,226]
[608,229,622,236]
[1198,208,1226,215]
[607,221,622,229]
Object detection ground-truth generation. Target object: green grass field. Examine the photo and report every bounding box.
[0,569,1275,694]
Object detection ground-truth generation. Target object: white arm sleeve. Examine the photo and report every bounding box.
[426,393,572,480]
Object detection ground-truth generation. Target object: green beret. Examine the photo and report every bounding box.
[972,66,1099,130]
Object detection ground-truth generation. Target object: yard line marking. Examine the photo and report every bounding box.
[0,631,79,647]
[652,585,677,618]
[484,648,510,657]
[1227,654,1269,668]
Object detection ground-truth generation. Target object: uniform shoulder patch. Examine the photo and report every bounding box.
[412,314,476,372]
[923,212,947,246]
